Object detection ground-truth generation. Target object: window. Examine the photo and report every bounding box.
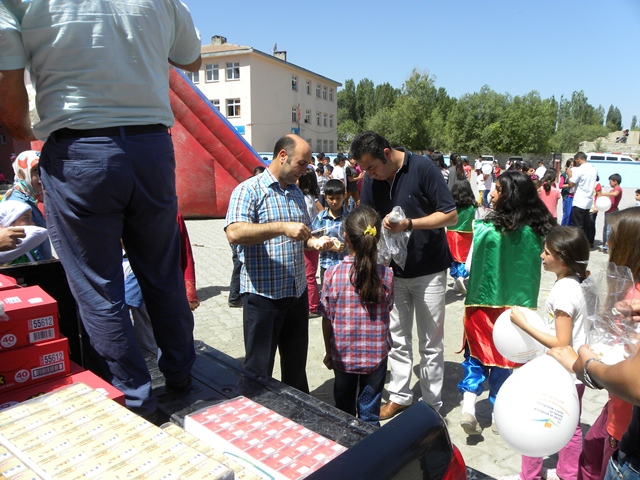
[329,140,334,152]
[305,109,311,124]
[316,139,322,152]
[211,99,220,111]
[316,112,321,126]
[306,138,312,147]
[323,139,328,152]
[206,64,219,82]
[322,87,327,100]
[226,62,240,80]
[292,75,298,91]
[226,98,241,117]
[187,71,200,83]
[291,107,298,123]
[306,80,311,95]
[323,113,327,127]
[329,88,334,102]
[329,115,333,128]
[316,83,321,98]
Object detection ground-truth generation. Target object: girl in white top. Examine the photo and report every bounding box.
[509,226,590,480]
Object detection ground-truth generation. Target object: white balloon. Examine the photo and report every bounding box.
[494,355,580,457]
[482,164,493,175]
[493,308,547,363]
[595,196,612,212]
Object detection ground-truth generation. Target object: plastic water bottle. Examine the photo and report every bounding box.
[0,303,9,322]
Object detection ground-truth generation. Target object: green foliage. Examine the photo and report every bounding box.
[632,115,638,130]
[337,73,614,154]
[605,105,623,131]
[337,119,358,152]
[549,118,609,153]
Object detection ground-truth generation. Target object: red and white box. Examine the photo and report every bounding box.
[0,337,70,393]
[0,274,18,291]
[184,396,346,479]
[0,285,59,351]
[0,361,125,410]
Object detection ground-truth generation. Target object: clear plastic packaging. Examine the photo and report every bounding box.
[583,262,640,364]
[377,206,411,270]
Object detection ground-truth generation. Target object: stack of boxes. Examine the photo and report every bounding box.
[0,275,124,410]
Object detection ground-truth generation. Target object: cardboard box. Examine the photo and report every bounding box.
[0,286,59,351]
[0,337,69,393]
[0,274,18,291]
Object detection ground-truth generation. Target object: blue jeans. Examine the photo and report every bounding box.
[40,130,195,415]
[333,359,387,426]
[603,211,617,250]
[561,196,573,226]
[605,451,640,480]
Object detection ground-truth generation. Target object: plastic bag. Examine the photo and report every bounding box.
[377,206,411,270]
[583,262,640,364]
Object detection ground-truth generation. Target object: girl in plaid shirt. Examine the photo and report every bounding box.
[319,206,394,426]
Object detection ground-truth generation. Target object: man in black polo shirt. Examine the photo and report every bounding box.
[351,131,457,420]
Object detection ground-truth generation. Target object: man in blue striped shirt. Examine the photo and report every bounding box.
[225,135,333,393]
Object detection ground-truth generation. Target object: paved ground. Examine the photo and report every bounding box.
[184,186,636,479]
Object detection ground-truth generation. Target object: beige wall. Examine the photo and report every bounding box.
[191,50,338,153]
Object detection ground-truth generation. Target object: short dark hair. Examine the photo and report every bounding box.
[273,135,297,160]
[324,179,346,196]
[574,152,587,162]
[636,189,640,195]
[349,131,390,164]
[253,166,265,175]
[609,173,622,185]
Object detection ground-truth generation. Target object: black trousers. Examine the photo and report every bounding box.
[242,290,310,393]
[570,206,592,244]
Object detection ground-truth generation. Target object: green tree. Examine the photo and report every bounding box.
[501,91,557,153]
[631,115,638,130]
[337,79,356,123]
[355,78,375,129]
[605,105,622,131]
[549,118,608,152]
[374,82,399,112]
[337,119,358,152]
[447,86,508,152]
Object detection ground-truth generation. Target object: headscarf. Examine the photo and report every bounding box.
[0,200,30,228]
[5,150,41,203]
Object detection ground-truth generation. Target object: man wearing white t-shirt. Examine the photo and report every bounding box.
[332,155,346,185]
[568,152,598,243]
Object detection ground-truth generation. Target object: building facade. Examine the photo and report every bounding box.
[187,36,341,153]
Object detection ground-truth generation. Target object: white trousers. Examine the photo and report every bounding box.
[387,271,446,411]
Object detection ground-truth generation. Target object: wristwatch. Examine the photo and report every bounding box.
[406,218,413,232]
[583,357,604,390]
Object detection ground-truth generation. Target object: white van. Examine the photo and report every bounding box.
[587,153,634,162]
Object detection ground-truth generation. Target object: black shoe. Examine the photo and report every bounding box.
[228,299,242,308]
[165,376,192,391]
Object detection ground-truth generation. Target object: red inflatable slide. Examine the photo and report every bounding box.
[169,68,264,218]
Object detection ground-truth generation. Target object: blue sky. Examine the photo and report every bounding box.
[185,0,640,128]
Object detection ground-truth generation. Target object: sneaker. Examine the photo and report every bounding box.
[165,376,192,391]
[455,277,467,295]
[542,468,559,480]
[460,412,482,436]
[452,281,460,293]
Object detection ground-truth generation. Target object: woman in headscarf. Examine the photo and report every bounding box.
[3,150,53,259]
